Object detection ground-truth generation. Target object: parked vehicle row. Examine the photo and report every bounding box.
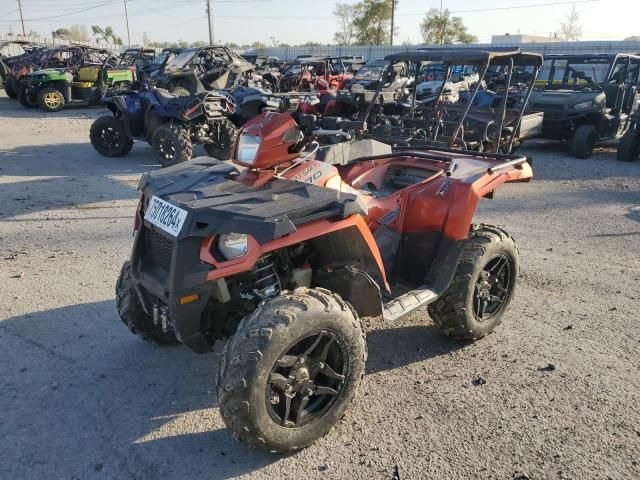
[3,45,639,163]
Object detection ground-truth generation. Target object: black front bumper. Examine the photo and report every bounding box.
[130,225,215,353]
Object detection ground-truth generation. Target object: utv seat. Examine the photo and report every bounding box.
[72,66,100,89]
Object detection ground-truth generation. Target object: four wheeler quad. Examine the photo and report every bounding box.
[529,53,640,158]
[116,108,533,453]
[617,111,640,161]
[18,63,134,112]
[150,46,257,96]
[90,87,237,165]
[364,49,544,154]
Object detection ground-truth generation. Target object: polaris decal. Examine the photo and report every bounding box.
[289,162,334,185]
[379,208,399,225]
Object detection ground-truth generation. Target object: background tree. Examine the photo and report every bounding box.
[624,35,640,41]
[353,0,395,46]
[333,2,360,46]
[558,5,582,41]
[420,8,476,45]
[91,26,119,46]
[251,41,266,49]
[52,28,72,42]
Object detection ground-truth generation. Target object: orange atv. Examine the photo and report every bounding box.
[117,111,532,453]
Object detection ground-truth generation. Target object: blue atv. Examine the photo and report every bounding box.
[90,87,237,167]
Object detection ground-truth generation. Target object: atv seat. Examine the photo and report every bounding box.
[72,66,100,89]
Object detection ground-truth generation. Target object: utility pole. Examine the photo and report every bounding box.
[123,0,131,46]
[389,0,395,46]
[206,0,214,45]
[439,0,445,45]
[17,0,26,37]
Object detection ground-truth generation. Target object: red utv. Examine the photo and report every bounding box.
[117,110,532,453]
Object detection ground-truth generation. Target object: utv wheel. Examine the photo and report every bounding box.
[428,225,519,341]
[90,116,134,157]
[5,77,17,99]
[217,288,367,453]
[116,261,179,345]
[152,124,192,167]
[38,87,65,112]
[571,124,597,159]
[169,85,192,97]
[17,88,37,108]
[617,129,640,162]
[203,120,238,160]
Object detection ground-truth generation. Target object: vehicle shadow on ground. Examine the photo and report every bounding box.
[366,322,464,374]
[520,140,640,182]
[0,94,109,120]
[0,143,156,220]
[0,301,459,478]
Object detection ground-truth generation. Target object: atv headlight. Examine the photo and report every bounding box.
[574,101,593,110]
[236,134,261,164]
[218,233,248,260]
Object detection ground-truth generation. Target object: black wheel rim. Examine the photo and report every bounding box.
[473,253,512,321]
[266,330,347,428]
[156,133,176,161]
[99,127,122,152]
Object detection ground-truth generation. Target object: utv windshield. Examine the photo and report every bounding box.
[538,57,611,90]
[354,65,385,80]
[164,50,197,70]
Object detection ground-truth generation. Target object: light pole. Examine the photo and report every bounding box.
[390,0,396,46]
[206,0,214,45]
[123,0,131,46]
[17,0,26,37]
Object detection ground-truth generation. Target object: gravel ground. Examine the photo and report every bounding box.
[1,90,639,480]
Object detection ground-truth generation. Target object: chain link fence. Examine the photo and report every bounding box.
[247,41,640,61]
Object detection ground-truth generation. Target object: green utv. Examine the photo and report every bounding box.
[18,65,134,112]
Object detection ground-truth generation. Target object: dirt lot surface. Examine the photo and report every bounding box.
[1,90,639,480]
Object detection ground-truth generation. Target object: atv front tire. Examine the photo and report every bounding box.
[203,120,238,160]
[90,116,134,157]
[38,87,65,112]
[428,225,519,341]
[116,261,179,345]
[217,288,367,453]
[152,124,192,167]
[617,129,640,162]
[571,124,597,159]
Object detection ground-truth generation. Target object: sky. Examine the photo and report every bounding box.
[1,0,639,46]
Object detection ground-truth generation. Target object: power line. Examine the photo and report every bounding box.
[0,0,119,23]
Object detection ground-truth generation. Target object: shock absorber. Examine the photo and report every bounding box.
[251,254,281,299]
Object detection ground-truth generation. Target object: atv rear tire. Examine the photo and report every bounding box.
[217,288,366,453]
[116,261,179,345]
[203,120,238,160]
[571,124,597,159]
[617,129,640,162]
[428,225,519,341]
[38,87,65,112]
[5,77,17,99]
[17,88,37,108]
[152,124,192,167]
[90,116,134,157]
